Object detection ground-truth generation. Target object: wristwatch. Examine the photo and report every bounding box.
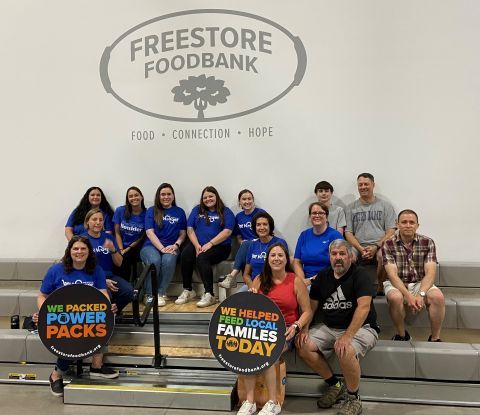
[419,291,426,297]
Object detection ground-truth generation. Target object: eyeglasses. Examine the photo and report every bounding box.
[311,211,326,216]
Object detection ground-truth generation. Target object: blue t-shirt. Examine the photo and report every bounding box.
[40,263,107,295]
[143,205,187,247]
[234,208,265,241]
[187,205,235,246]
[66,208,114,235]
[113,205,146,247]
[294,227,343,278]
[246,236,289,280]
[83,232,119,276]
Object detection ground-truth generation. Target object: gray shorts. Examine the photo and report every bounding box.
[309,323,378,358]
[383,280,440,298]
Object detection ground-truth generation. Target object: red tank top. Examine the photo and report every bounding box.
[263,272,299,326]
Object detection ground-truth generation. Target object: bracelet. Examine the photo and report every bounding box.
[110,249,118,254]
[175,242,180,247]
[209,240,214,246]
[293,321,301,333]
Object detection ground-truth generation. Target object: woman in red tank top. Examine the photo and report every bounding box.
[237,243,312,415]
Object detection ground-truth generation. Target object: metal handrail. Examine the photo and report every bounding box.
[130,263,163,368]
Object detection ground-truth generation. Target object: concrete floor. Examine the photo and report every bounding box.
[2,384,480,415]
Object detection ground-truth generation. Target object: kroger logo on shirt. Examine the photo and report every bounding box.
[164,214,180,225]
[199,214,219,223]
[61,280,94,287]
[251,251,267,260]
[100,9,306,122]
[238,222,251,229]
[93,246,110,255]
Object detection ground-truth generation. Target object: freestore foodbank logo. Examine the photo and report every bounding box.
[100,9,306,122]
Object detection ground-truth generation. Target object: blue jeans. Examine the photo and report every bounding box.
[109,275,134,313]
[233,240,252,271]
[140,245,178,295]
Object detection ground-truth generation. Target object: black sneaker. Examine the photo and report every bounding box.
[428,335,442,342]
[49,374,64,397]
[391,330,411,341]
[89,365,119,379]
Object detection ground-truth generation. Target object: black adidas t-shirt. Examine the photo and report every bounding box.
[310,264,377,329]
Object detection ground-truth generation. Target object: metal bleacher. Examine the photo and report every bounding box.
[1,259,480,409]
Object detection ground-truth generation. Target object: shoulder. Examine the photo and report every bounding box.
[223,207,234,215]
[327,227,342,238]
[114,205,126,214]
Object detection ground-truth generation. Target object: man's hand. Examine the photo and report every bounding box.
[334,333,353,359]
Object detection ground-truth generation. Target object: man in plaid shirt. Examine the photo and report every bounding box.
[382,209,444,342]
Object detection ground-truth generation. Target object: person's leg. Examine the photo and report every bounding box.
[159,252,178,295]
[336,344,361,392]
[110,275,134,313]
[297,337,334,379]
[425,287,445,340]
[180,242,196,290]
[140,245,162,295]
[232,240,252,275]
[196,245,230,294]
[385,283,408,338]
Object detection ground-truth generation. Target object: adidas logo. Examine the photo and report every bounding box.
[324,286,353,310]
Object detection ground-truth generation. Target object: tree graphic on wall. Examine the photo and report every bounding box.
[171,74,230,119]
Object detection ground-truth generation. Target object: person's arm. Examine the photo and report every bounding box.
[296,298,319,348]
[285,277,312,340]
[187,227,202,255]
[103,238,123,267]
[146,228,166,252]
[345,232,364,255]
[114,224,124,251]
[334,295,371,358]
[292,258,307,282]
[419,262,437,293]
[65,227,74,241]
[242,264,254,289]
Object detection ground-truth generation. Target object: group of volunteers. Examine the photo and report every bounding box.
[34,173,444,415]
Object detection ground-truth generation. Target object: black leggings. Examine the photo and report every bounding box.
[180,241,231,294]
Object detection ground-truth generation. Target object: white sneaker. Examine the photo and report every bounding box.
[237,400,257,415]
[157,295,166,306]
[219,274,237,289]
[175,289,196,305]
[196,292,217,308]
[258,400,281,415]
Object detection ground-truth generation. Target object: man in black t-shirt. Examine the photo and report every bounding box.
[297,239,378,415]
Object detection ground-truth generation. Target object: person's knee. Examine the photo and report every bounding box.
[386,289,403,306]
[427,289,445,307]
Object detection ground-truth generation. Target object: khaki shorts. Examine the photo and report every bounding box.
[383,280,439,298]
[309,323,378,358]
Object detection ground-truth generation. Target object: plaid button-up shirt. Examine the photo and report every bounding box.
[382,233,437,284]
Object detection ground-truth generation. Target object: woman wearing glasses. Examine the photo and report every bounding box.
[293,203,343,287]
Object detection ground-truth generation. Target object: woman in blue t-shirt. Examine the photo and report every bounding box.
[112,186,146,281]
[65,186,114,240]
[34,235,118,397]
[242,212,288,290]
[293,202,343,287]
[176,186,235,308]
[219,189,264,289]
[84,208,133,313]
[140,183,187,306]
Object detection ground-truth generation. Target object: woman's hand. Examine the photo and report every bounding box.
[285,325,296,341]
[120,246,130,255]
[248,286,258,294]
[32,312,39,323]
[200,241,213,253]
[111,303,118,315]
[162,245,178,254]
[103,239,116,253]
[106,279,119,292]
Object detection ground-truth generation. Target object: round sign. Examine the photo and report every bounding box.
[38,284,115,359]
[209,291,286,374]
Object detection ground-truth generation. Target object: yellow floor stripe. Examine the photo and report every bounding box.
[67,383,231,394]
